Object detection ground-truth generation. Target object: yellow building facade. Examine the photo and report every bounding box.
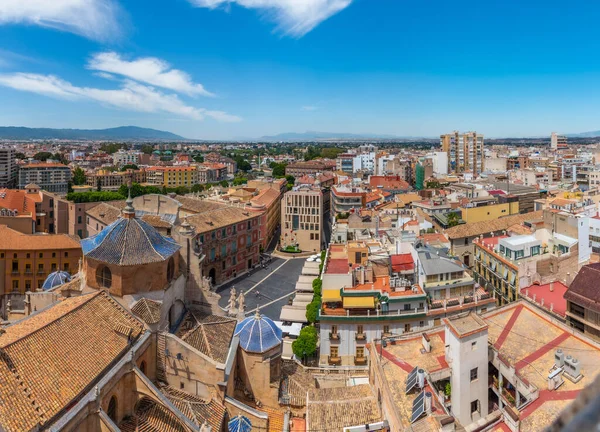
[461,202,519,224]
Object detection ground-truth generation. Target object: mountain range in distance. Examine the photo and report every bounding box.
[0,126,185,141]
[566,130,600,138]
[257,131,432,141]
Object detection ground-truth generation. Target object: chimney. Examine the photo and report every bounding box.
[566,272,572,287]
[550,282,554,292]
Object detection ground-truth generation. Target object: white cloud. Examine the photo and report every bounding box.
[0,0,121,41]
[88,52,214,97]
[0,73,241,122]
[187,0,352,37]
[301,105,318,111]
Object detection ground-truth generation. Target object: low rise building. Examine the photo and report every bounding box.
[285,159,336,177]
[0,224,81,296]
[86,168,146,191]
[146,166,197,188]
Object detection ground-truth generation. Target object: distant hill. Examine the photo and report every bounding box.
[567,130,600,138]
[0,126,186,141]
[258,131,421,141]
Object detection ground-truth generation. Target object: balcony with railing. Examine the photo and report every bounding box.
[354,356,367,366]
[355,332,366,341]
[329,332,340,341]
[328,356,341,366]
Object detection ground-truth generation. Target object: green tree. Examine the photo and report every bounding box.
[121,164,139,171]
[447,212,460,227]
[99,143,122,154]
[66,191,125,203]
[304,146,320,161]
[320,147,344,159]
[292,325,318,358]
[141,144,154,155]
[312,278,322,297]
[191,184,204,193]
[306,295,321,323]
[232,177,247,186]
[220,180,230,188]
[72,167,86,185]
[425,180,442,189]
[235,155,252,172]
[15,152,26,160]
[271,162,287,178]
[193,154,204,163]
[67,181,74,194]
[53,152,68,164]
[96,178,102,192]
[33,152,53,161]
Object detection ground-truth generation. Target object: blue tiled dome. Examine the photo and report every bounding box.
[42,271,72,291]
[81,217,180,266]
[234,311,282,353]
[228,415,251,432]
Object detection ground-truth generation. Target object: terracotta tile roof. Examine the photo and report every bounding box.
[391,253,415,272]
[369,175,411,190]
[186,205,258,233]
[0,188,41,219]
[0,225,81,250]
[250,187,280,207]
[565,263,600,314]
[86,202,122,225]
[0,291,144,432]
[444,211,543,240]
[159,385,226,431]
[176,311,236,363]
[142,214,173,229]
[175,196,226,214]
[307,385,381,431]
[131,297,162,325]
[119,396,194,432]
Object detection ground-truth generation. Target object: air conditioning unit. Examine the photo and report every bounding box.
[555,349,564,368]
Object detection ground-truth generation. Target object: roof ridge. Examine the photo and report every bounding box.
[134,218,167,260]
[201,324,213,359]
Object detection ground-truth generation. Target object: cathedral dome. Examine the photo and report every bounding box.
[42,271,72,291]
[234,311,282,353]
[81,217,180,266]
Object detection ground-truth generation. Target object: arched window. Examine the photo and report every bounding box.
[167,257,175,281]
[96,265,112,288]
[140,360,147,375]
[107,395,118,423]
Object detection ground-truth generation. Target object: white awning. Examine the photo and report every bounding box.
[279,306,308,323]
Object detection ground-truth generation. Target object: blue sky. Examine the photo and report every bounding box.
[2,0,600,139]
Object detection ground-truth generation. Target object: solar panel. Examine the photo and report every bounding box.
[405,366,418,384]
[405,375,418,394]
[405,366,419,394]
[413,390,425,410]
[411,391,426,424]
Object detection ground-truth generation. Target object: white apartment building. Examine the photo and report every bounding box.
[112,150,141,167]
[18,163,72,194]
[0,147,17,188]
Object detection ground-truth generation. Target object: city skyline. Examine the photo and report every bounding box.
[3,1,600,139]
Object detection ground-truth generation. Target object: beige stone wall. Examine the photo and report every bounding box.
[236,345,281,403]
[163,333,226,399]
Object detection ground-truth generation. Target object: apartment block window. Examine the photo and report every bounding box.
[52,252,56,258]
[357,325,363,334]
[331,346,339,358]
[356,346,365,358]
[471,341,477,351]
[404,323,411,332]
[11,261,18,272]
[63,263,69,271]
[470,367,478,381]
[26,253,30,258]
[383,325,390,335]
[471,400,480,414]
[247,221,252,230]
